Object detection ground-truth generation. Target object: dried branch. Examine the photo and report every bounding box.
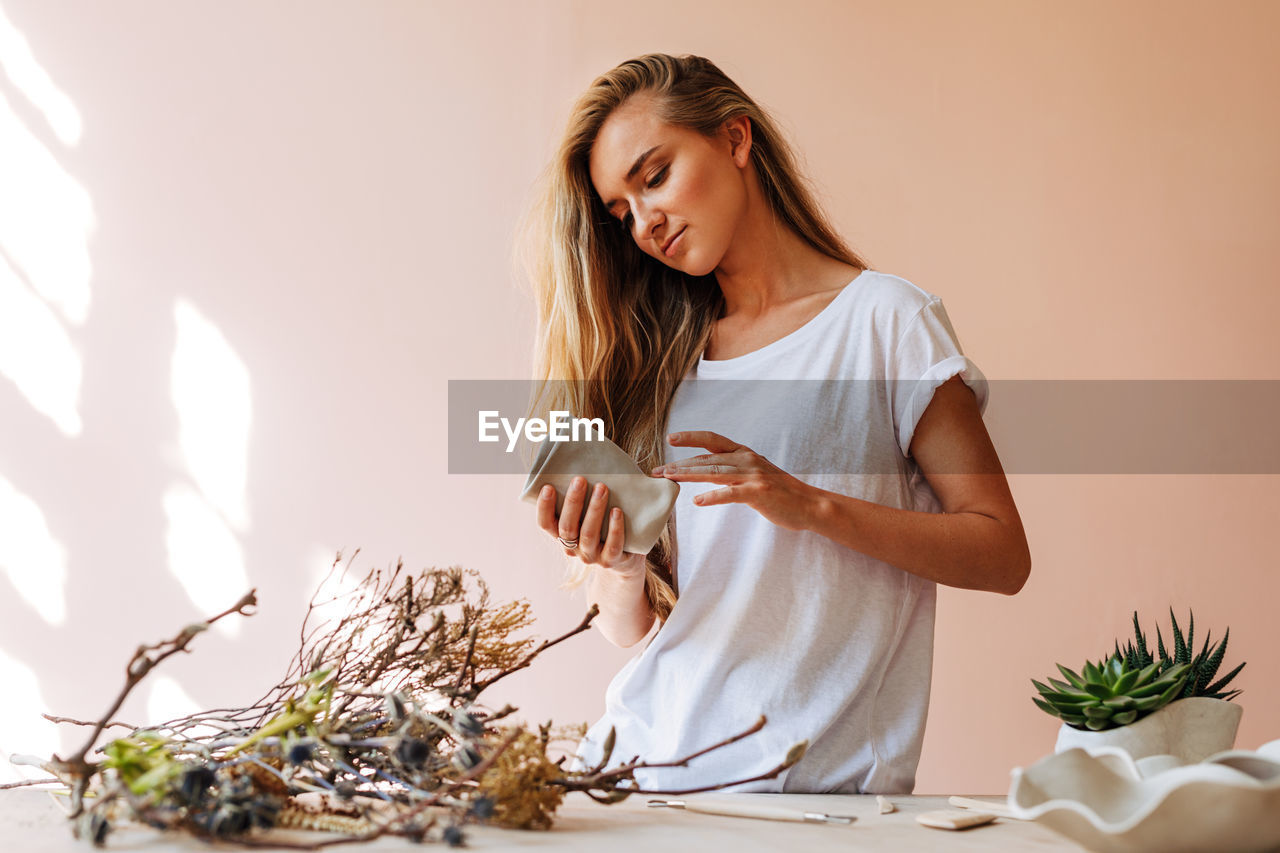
[25,556,789,846]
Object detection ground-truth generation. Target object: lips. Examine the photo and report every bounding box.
[661,226,686,257]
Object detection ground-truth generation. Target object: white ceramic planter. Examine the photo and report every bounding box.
[1055,696,1243,764]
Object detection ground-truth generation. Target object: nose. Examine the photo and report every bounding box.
[633,201,664,242]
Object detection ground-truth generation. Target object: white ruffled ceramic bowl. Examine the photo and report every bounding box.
[1008,739,1280,852]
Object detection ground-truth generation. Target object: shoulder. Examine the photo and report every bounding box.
[842,269,943,333]
[855,270,940,313]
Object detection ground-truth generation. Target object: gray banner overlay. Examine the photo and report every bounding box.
[448,380,1280,475]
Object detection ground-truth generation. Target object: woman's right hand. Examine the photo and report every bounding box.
[537,477,646,578]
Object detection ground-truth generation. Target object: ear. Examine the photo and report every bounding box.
[722,115,753,167]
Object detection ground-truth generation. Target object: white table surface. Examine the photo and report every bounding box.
[2,788,1082,851]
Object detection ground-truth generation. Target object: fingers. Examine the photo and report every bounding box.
[557,476,589,547]
[538,477,626,567]
[655,465,737,483]
[650,452,733,475]
[577,482,610,561]
[599,506,627,565]
[691,486,738,506]
[536,484,559,536]
[667,430,741,453]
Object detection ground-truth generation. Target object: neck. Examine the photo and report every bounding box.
[711,174,854,318]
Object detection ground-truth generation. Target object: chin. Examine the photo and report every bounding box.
[673,253,718,278]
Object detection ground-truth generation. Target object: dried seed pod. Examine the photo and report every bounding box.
[385,692,407,724]
[451,744,482,772]
[177,766,217,806]
[395,736,432,770]
[287,742,315,765]
[453,707,484,738]
[469,796,495,819]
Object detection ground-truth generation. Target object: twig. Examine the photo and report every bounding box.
[0,777,63,790]
[468,604,598,698]
[52,590,257,817]
[41,714,135,731]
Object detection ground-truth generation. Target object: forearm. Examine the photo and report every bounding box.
[585,561,656,648]
[807,487,1031,595]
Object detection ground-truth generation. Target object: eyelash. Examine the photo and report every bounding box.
[619,165,668,230]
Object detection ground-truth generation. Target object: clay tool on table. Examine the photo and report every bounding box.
[647,799,856,824]
[947,795,1025,820]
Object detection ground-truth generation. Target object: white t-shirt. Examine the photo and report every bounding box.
[572,269,988,793]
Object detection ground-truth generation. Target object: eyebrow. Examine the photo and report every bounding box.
[601,145,661,210]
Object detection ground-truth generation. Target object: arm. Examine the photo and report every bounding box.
[808,376,1031,594]
[658,376,1031,595]
[585,556,656,648]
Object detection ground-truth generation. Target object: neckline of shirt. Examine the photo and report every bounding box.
[694,268,871,377]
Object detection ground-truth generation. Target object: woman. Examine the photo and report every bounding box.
[521,53,1030,793]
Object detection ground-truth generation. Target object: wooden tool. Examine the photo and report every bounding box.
[647,799,856,824]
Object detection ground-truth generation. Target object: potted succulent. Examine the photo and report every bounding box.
[1032,609,1246,763]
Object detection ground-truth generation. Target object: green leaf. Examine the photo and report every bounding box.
[1111,710,1138,725]
[1059,713,1089,726]
[1083,660,1104,685]
[1204,660,1247,696]
[1106,655,1124,685]
[1171,608,1188,665]
[1202,627,1229,684]
[1130,677,1178,699]
[1111,666,1140,696]
[1056,664,1087,690]
[1183,660,1202,698]
[1048,677,1079,694]
[1134,660,1162,687]
[1085,717,1114,731]
[1156,625,1169,664]
[1032,697,1060,716]
[1102,696,1136,711]
[1133,693,1170,711]
[1083,705,1113,720]
[1134,611,1149,663]
[1155,674,1188,708]
[1083,682,1113,700]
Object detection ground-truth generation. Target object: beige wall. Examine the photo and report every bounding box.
[0,1,1275,795]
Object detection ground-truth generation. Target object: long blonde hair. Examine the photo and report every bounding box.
[519,53,866,624]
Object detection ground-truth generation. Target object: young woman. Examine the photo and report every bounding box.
[522,53,1030,793]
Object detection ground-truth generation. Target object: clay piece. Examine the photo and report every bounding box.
[1009,738,1280,852]
[916,809,998,830]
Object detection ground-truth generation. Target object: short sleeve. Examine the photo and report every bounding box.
[890,297,988,458]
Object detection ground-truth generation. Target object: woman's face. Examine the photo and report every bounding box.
[588,95,751,277]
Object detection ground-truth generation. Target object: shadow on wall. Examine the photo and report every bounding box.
[0,4,252,781]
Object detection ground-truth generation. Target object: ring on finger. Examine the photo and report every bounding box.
[557,536,580,549]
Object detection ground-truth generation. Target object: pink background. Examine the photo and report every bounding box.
[0,1,1275,794]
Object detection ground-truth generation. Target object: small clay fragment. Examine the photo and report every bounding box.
[916,809,997,830]
[876,796,896,814]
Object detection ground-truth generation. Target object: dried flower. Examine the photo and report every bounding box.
[27,555,796,847]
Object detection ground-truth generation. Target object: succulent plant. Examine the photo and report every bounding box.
[1114,609,1245,702]
[1032,655,1190,731]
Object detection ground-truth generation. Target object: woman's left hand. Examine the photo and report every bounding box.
[652,431,818,531]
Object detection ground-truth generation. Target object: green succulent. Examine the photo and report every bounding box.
[1032,655,1190,731]
[1114,609,1245,702]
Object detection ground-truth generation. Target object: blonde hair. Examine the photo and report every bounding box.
[519,53,866,624]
